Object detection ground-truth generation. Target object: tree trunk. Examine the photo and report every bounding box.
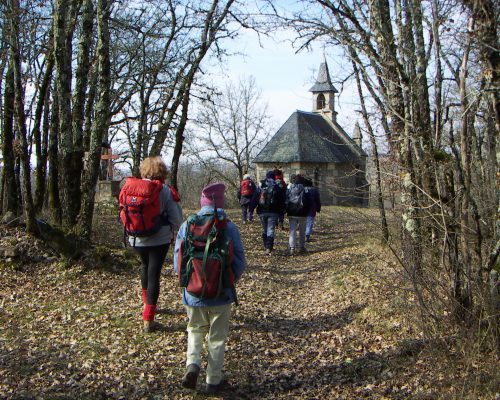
[456,22,474,313]
[69,0,95,218]
[83,64,97,151]
[33,52,54,213]
[1,64,18,215]
[352,57,389,241]
[54,0,80,227]
[78,0,111,240]
[10,0,37,233]
[170,88,190,189]
[48,90,62,223]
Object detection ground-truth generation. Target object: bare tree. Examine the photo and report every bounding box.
[189,75,271,188]
[264,0,498,336]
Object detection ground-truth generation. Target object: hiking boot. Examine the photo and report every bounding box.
[143,320,162,333]
[289,248,295,256]
[265,248,272,255]
[298,247,308,254]
[205,379,229,394]
[306,235,311,242]
[181,364,200,390]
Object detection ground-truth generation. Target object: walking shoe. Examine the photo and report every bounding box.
[298,247,308,254]
[205,379,229,394]
[265,248,272,255]
[143,320,162,333]
[306,235,311,242]
[181,364,200,390]
[289,248,295,256]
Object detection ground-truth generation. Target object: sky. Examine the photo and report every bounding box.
[209,28,361,136]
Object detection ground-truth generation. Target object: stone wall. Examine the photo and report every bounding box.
[95,181,121,203]
[255,161,368,206]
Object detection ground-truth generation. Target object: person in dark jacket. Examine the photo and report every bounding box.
[256,170,286,255]
[236,174,257,223]
[303,178,321,242]
[273,168,286,230]
[286,174,313,255]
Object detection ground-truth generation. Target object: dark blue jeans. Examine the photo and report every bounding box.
[259,214,278,249]
[241,204,254,222]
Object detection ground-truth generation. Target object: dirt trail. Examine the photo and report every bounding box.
[1,207,497,399]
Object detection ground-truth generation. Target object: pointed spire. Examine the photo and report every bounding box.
[352,122,362,147]
[309,61,338,93]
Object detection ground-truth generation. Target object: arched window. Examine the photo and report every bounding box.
[316,94,326,109]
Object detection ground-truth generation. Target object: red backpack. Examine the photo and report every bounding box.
[177,212,235,300]
[119,177,166,239]
[240,179,255,197]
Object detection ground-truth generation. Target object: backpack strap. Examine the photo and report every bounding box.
[200,221,216,298]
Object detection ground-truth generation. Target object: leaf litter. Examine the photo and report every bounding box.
[0,206,498,399]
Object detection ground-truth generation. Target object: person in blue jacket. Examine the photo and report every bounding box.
[173,182,246,394]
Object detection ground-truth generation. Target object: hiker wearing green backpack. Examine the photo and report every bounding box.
[173,182,246,394]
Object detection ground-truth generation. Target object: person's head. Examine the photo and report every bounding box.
[200,182,225,208]
[303,177,313,187]
[294,174,304,184]
[243,173,250,180]
[290,173,296,183]
[266,170,275,180]
[273,168,283,178]
[139,156,168,181]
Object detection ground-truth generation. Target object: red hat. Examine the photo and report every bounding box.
[200,182,225,208]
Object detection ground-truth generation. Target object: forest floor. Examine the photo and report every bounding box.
[0,206,499,399]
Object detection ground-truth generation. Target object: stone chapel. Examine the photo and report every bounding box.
[253,61,368,206]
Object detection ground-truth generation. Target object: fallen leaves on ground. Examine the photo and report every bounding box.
[0,207,498,399]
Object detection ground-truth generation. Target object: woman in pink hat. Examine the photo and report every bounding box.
[173,182,246,394]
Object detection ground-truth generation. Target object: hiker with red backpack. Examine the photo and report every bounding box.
[173,182,245,394]
[236,174,257,223]
[286,174,312,255]
[119,156,183,333]
[256,170,287,255]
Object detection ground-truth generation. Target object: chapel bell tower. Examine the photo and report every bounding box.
[309,61,338,122]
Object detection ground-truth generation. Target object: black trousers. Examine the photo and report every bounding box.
[134,244,170,305]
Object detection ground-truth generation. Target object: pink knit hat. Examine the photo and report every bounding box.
[200,182,225,208]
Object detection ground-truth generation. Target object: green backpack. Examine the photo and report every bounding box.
[177,212,235,300]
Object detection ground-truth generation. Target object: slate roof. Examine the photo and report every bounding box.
[253,111,367,164]
[309,62,338,93]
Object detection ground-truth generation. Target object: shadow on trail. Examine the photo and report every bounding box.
[249,261,337,277]
[234,303,365,336]
[225,340,431,400]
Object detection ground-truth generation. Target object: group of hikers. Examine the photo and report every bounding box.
[237,168,322,255]
[118,156,320,394]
